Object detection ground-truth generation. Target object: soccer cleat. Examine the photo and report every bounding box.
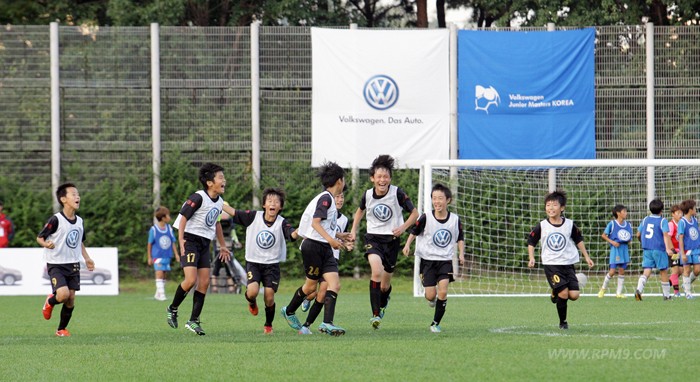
[154,293,167,301]
[318,322,345,336]
[674,292,681,298]
[428,297,437,308]
[559,322,569,330]
[550,290,557,304]
[280,306,302,330]
[301,299,311,313]
[185,320,205,335]
[616,294,627,299]
[166,306,178,328]
[430,324,442,333]
[263,325,273,335]
[597,288,605,298]
[248,302,259,316]
[42,294,54,320]
[663,296,673,301]
[686,293,695,300]
[379,296,390,319]
[370,315,381,330]
[298,326,313,335]
[55,329,71,337]
[635,290,642,301]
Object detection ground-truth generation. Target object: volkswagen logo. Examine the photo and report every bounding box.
[690,227,699,241]
[433,229,452,248]
[66,229,80,249]
[158,236,172,249]
[372,204,393,222]
[256,230,276,249]
[205,208,220,227]
[364,75,399,110]
[546,232,567,252]
[617,229,631,242]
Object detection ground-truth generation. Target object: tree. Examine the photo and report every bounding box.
[345,0,416,27]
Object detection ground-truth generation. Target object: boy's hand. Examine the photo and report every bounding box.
[459,254,465,265]
[586,258,595,268]
[85,258,95,271]
[218,246,231,262]
[44,240,55,249]
[611,242,620,248]
[402,245,411,257]
[528,258,535,268]
[328,238,342,250]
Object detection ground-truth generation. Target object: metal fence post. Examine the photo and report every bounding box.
[50,22,60,212]
[251,21,261,208]
[151,23,161,210]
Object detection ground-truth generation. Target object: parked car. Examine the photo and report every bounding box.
[43,267,112,285]
[0,265,23,285]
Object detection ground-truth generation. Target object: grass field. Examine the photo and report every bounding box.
[1,277,689,381]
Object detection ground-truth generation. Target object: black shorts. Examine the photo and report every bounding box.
[180,233,212,269]
[245,262,281,292]
[364,234,401,273]
[47,262,81,292]
[301,239,338,281]
[544,264,579,293]
[419,259,454,287]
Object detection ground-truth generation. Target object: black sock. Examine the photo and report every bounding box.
[57,305,74,331]
[286,287,306,315]
[170,284,189,309]
[264,303,275,327]
[190,290,206,321]
[369,280,381,316]
[380,285,392,308]
[673,283,679,292]
[304,300,324,327]
[432,298,447,325]
[323,290,338,324]
[245,290,256,305]
[48,295,59,306]
[556,297,568,324]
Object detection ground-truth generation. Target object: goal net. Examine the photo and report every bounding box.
[415,159,700,297]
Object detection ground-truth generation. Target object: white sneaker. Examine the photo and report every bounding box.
[155,293,167,301]
[428,297,437,308]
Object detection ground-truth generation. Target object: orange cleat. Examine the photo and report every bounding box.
[55,329,71,337]
[248,302,259,316]
[42,294,54,320]
[263,325,273,335]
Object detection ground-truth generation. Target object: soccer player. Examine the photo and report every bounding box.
[299,188,353,335]
[38,183,95,337]
[677,199,700,299]
[634,198,674,301]
[147,206,179,301]
[166,163,231,335]
[349,155,419,329]
[597,204,633,298]
[527,190,594,330]
[667,204,683,297]
[280,161,349,336]
[402,183,465,333]
[225,188,298,334]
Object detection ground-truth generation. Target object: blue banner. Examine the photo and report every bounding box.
[458,29,595,159]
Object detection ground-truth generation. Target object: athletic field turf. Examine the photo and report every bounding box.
[1,278,688,381]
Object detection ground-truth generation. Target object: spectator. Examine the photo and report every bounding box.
[0,200,14,248]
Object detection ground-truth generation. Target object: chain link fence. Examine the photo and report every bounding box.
[2,24,700,201]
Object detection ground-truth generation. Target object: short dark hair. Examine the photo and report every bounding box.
[612,204,626,219]
[154,206,170,221]
[199,163,224,189]
[432,183,452,201]
[262,187,286,209]
[649,198,664,215]
[544,190,567,207]
[318,161,345,189]
[369,155,395,177]
[680,199,696,215]
[56,183,77,207]
[671,204,681,214]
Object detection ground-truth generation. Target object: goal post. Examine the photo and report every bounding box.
[415,159,700,297]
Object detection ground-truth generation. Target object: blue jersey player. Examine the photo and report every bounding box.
[634,198,674,301]
[677,199,700,299]
[598,204,633,298]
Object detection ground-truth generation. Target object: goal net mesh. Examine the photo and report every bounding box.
[417,160,700,297]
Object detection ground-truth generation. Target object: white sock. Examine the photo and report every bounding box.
[683,276,692,294]
[602,274,611,289]
[616,276,625,295]
[661,282,671,298]
[637,275,647,293]
[156,279,165,294]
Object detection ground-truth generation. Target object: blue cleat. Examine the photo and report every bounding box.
[298,326,313,335]
[281,306,302,330]
[318,322,345,336]
[430,324,442,333]
[379,296,390,319]
[301,299,311,313]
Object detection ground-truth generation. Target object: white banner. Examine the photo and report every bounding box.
[0,247,119,296]
[311,28,450,169]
